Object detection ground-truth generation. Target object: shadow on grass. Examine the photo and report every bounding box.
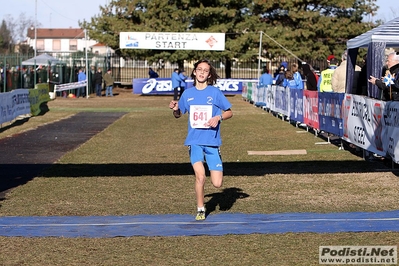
[0,159,392,202]
[205,187,250,216]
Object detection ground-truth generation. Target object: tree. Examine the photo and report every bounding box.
[0,20,12,54]
[3,13,37,44]
[249,0,379,61]
[81,0,378,73]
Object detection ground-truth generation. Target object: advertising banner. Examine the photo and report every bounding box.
[318,92,344,137]
[342,94,386,156]
[274,85,290,117]
[383,101,399,163]
[289,88,304,123]
[30,83,50,116]
[132,78,257,95]
[303,90,319,129]
[120,32,225,51]
[0,89,31,124]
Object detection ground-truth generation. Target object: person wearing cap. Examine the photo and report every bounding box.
[103,69,115,97]
[326,55,335,67]
[317,57,338,92]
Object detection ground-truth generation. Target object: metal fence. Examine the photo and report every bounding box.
[1,52,329,93]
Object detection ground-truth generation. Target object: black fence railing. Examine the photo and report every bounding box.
[1,52,330,93]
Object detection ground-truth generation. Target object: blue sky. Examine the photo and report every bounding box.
[0,0,397,29]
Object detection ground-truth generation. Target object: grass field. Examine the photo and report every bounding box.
[1,88,398,265]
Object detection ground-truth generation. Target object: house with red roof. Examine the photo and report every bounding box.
[26,28,97,53]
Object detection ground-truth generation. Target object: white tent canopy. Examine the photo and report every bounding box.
[22,53,66,66]
[345,17,399,98]
[347,17,399,49]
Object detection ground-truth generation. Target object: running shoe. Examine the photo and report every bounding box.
[195,210,206,221]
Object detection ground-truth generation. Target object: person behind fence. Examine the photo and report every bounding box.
[259,66,273,87]
[103,69,115,97]
[332,50,361,93]
[274,64,286,86]
[368,51,399,101]
[93,68,103,97]
[356,54,368,96]
[302,63,317,91]
[317,57,338,92]
[168,59,233,221]
[149,67,159,78]
[291,63,304,89]
[76,68,86,98]
[171,68,183,100]
[179,69,188,95]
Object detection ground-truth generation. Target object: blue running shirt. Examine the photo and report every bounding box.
[178,86,232,147]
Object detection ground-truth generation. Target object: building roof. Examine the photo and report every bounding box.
[27,28,85,39]
[347,17,399,48]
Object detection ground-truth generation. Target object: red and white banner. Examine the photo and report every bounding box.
[120,32,225,51]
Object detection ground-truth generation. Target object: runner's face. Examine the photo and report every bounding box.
[194,62,211,83]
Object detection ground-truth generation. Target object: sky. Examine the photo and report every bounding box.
[0,0,397,29]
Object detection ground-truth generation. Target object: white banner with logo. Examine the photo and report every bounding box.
[0,89,31,124]
[342,94,387,157]
[120,32,225,50]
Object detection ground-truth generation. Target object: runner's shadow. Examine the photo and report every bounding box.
[204,187,249,216]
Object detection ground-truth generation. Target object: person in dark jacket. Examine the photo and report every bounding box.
[369,52,399,101]
[302,63,317,91]
[149,68,159,78]
[93,68,103,97]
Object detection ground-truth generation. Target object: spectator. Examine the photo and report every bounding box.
[356,54,368,96]
[259,66,273,86]
[332,50,361,93]
[326,55,335,68]
[302,63,317,91]
[283,70,297,89]
[317,57,338,92]
[93,68,103,97]
[76,68,86,98]
[368,51,399,101]
[171,68,183,100]
[274,65,286,86]
[291,63,303,89]
[149,67,159,78]
[103,69,115,97]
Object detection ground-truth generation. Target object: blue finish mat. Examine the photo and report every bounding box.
[1,211,398,238]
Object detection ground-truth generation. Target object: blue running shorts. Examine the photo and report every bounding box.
[189,145,223,171]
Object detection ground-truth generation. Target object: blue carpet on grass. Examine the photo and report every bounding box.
[0,211,398,238]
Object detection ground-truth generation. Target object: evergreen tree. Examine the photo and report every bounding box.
[81,0,378,73]
[0,20,12,54]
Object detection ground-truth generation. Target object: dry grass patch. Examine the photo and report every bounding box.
[1,91,398,265]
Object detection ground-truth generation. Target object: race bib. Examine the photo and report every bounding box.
[190,105,212,128]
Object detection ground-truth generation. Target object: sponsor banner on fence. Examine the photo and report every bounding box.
[289,88,304,123]
[303,90,319,129]
[30,83,50,116]
[0,89,31,124]
[342,94,386,156]
[133,78,257,95]
[382,101,399,162]
[54,80,87,92]
[120,32,225,51]
[274,85,290,117]
[318,92,344,137]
